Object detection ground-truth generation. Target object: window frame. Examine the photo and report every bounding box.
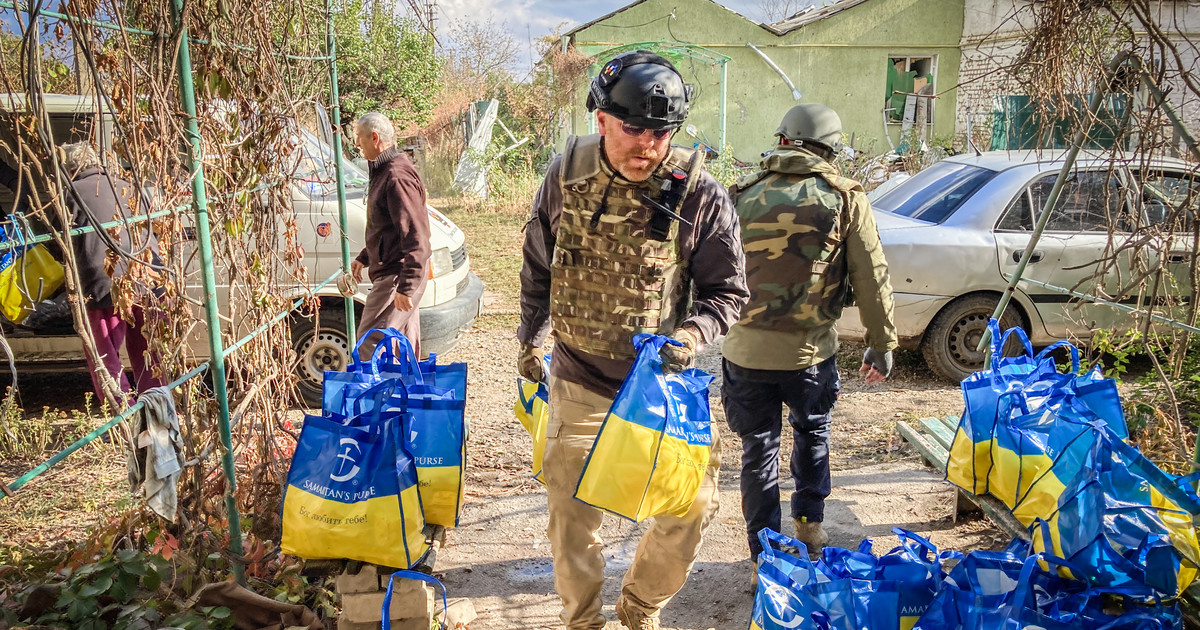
[993,168,1136,235]
[885,55,938,125]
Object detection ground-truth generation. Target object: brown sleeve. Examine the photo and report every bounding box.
[387,163,431,295]
[517,157,563,347]
[680,173,750,344]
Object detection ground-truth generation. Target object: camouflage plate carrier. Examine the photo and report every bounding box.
[728,150,864,333]
[549,134,705,360]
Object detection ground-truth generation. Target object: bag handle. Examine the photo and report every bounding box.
[349,379,407,421]
[1035,340,1081,374]
[1010,551,1090,614]
[889,527,938,562]
[757,528,820,578]
[383,570,449,630]
[636,333,692,434]
[370,327,425,384]
[987,319,1034,368]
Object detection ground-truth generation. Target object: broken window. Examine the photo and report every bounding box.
[885,56,936,124]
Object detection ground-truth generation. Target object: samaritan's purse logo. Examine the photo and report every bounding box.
[330,437,363,482]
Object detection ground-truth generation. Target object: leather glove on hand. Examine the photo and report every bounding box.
[860,348,893,384]
[517,343,546,382]
[660,327,701,373]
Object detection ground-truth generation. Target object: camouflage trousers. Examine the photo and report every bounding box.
[543,376,721,629]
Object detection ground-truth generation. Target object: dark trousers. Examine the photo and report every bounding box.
[721,356,840,556]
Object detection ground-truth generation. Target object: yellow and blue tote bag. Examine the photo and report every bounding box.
[574,334,713,522]
[0,237,64,325]
[514,375,549,484]
[403,384,467,528]
[282,382,428,568]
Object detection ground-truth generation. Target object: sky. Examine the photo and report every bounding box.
[433,0,814,76]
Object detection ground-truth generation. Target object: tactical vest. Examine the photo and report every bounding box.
[549,134,704,360]
[729,162,862,334]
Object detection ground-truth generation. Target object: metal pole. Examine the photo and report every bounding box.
[976,52,1130,354]
[1139,69,1200,164]
[169,0,246,585]
[719,59,728,152]
[326,0,356,343]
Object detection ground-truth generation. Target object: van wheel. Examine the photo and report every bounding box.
[922,295,1026,383]
[292,308,352,408]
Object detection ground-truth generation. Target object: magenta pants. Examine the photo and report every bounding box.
[84,305,164,400]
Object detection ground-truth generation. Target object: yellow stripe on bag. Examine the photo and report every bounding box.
[988,440,1057,515]
[1011,471,1067,527]
[575,413,659,520]
[418,465,463,528]
[947,428,991,495]
[514,379,549,483]
[641,433,709,519]
[1149,484,1200,591]
[281,485,429,568]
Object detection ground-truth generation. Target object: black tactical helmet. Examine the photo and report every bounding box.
[586,51,693,130]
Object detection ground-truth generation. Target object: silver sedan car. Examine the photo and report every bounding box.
[838,150,1196,382]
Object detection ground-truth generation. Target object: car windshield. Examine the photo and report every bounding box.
[873,161,997,223]
[293,129,368,199]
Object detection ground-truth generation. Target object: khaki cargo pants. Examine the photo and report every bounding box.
[543,376,721,630]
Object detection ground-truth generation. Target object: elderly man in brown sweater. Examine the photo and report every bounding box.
[350,112,431,357]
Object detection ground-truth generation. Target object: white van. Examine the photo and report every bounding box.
[0,94,483,406]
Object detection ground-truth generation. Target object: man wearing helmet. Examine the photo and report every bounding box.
[517,51,748,629]
[722,103,897,571]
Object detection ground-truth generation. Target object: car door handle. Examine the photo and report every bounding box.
[1013,250,1044,263]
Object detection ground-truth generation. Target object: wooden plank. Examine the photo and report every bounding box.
[896,420,948,473]
[898,418,1029,542]
[919,417,956,452]
[939,415,959,432]
[976,494,1031,542]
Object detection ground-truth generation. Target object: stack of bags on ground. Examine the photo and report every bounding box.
[751,320,1198,629]
[278,327,468,626]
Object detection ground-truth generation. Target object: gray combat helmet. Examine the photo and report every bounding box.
[775,103,843,152]
[587,51,693,130]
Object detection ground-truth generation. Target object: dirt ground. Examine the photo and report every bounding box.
[431,314,1002,630]
[1,313,1003,629]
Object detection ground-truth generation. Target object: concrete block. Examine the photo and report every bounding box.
[336,564,381,595]
[436,597,477,629]
[340,582,433,624]
[337,618,429,630]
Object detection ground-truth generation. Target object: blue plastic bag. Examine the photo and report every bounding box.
[574,334,714,522]
[281,381,429,568]
[914,552,1091,630]
[322,328,422,415]
[754,528,950,630]
[751,529,828,630]
[1029,431,1200,598]
[417,352,467,401]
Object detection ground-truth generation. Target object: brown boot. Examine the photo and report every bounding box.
[792,518,828,561]
[615,596,660,630]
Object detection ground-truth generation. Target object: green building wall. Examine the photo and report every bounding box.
[566,0,964,163]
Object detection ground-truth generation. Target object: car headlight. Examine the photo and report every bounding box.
[430,247,453,278]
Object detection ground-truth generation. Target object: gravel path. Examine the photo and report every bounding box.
[435,315,999,630]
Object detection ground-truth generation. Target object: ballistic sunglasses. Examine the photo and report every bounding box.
[620,122,672,140]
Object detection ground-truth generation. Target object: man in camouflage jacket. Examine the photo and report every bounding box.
[517,51,747,629]
[722,104,897,566]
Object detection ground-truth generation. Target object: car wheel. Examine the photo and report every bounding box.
[291,307,352,408]
[922,295,1027,383]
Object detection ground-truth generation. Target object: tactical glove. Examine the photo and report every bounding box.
[861,348,893,379]
[517,343,546,382]
[660,327,701,373]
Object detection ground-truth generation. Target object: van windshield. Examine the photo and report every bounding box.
[294,129,368,200]
[873,161,997,223]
